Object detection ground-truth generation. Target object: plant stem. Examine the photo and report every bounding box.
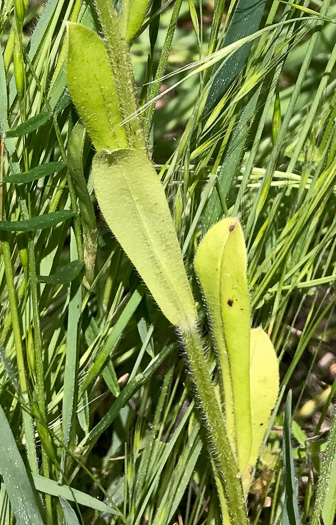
[94,0,146,150]
[1,238,38,473]
[27,236,53,521]
[182,327,248,524]
[311,410,336,525]
[18,193,53,519]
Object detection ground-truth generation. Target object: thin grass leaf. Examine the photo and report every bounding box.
[282,391,301,525]
[63,231,82,454]
[0,405,45,525]
[3,162,66,184]
[204,0,267,115]
[80,343,176,449]
[33,474,122,516]
[155,432,203,525]
[60,497,81,525]
[6,111,52,137]
[37,260,84,285]
[0,210,74,232]
[133,402,195,525]
[0,47,8,134]
[79,288,143,396]
[67,123,95,235]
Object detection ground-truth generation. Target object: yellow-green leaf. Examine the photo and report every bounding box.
[194,218,252,472]
[92,148,196,330]
[126,0,149,41]
[272,88,281,145]
[243,328,279,488]
[66,23,127,151]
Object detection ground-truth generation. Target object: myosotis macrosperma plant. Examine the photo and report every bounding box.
[66,9,279,522]
[2,0,335,522]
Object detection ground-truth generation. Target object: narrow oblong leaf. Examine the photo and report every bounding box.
[0,210,74,232]
[33,474,121,516]
[3,162,66,184]
[0,405,45,525]
[37,260,84,285]
[194,218,251,471]
[66,23,127,151]
[204,0,266,115]
[126,0,150,40]
[243,328,279,487]
[6,111,51,137]
[92,148,196,330]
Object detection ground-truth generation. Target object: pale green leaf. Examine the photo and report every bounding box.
[60,498,80,525]
[194,218,251,471]
[126,0,150,41]
[92,148,196,330]
[33,474,121,516]
[243,328,279,488]
[0,405,45,525]
[66,23,127,151]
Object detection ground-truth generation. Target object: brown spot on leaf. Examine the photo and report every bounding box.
[227,299,233,307]
[229,223,235,232]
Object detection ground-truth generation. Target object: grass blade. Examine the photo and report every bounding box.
[6,112,52,137]
[0,405,45,525]
[62,231,82,456]
[3,162,66,184]
[60,497,80,525]
[33,474,121,516]
[0,210,74,232]
[204,0,266,115]
[37,260,84,285]
[282,391,301,525]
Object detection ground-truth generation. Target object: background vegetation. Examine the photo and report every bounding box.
[1,0,336,523]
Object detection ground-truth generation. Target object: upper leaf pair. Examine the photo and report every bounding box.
[194,219,279,487]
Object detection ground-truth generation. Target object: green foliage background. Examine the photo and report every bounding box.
[1,0,336,523]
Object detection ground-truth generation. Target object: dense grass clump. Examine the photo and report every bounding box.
[1,0,336,523]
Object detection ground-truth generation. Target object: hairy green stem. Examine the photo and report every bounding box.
[311,410,336,525]
[94,0,145,149]
[182,327,248,524]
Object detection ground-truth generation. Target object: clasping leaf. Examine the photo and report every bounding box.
[92,148,196,330]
